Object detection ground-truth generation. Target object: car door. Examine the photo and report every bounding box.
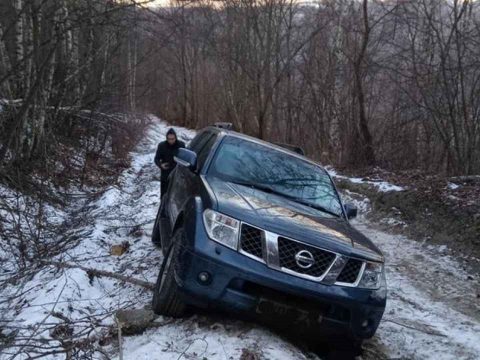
[167,131,215,230]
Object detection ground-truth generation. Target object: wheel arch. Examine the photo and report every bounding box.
[170,196,203,247]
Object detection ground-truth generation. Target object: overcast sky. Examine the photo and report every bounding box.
[145,0,169,6]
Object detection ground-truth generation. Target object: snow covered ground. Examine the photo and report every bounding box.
[326,167,405,192]
[1,116,479,359]
[345,197,480,359]
[0,117,315,360]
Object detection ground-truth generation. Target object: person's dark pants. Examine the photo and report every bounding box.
[161,178,168,198]
[160,168,173,198]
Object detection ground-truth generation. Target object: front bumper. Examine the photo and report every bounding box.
[175,212,386,339]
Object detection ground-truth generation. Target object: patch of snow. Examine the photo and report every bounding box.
[374,181,405,192]
[0,185,68,274]
[447,194,461,201]
[324,166,338,177]
[380,217,407,227]
[326,166,405,192]
[118,317,314,360]
[437,245,448,253]
[447,182,460,190]
[341,189,372,214]
[0,98,22,110]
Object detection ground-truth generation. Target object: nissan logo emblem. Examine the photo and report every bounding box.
[295,250,315,269]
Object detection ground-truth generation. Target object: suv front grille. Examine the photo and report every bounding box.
[337,258,363,284]
[278,237,336,278]
[240,224,263,259]
[236,222,366,286]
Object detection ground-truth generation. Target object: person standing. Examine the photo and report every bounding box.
[154,128,186,197]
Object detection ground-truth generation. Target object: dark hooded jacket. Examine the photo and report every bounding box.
[154,129,186,180]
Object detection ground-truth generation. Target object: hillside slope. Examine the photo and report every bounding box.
[1,117,479,359]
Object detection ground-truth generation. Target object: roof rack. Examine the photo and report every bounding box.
[213,122,233,130]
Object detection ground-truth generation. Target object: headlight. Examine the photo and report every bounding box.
[203,209,240,250]
[358,262,385,289]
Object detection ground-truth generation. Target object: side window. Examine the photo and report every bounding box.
[196,134,217,171]
[188,132,208,153]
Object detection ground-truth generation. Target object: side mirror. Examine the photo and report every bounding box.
[174,148,197,171]
[344,203,358,219]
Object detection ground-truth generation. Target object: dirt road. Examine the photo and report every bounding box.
[2,117,479,359]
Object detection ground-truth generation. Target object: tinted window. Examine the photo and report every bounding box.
[188,132,209,153]
[209,136,342,217]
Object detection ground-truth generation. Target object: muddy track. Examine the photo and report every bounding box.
[346,196,480,359]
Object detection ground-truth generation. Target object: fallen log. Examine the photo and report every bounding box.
[449,175,480,184]
[382,318,447,337]
[42,260,154,290]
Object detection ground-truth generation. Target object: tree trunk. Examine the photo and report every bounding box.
[353,0,375,166]
[13,0,24,93]
[0,24,12,97]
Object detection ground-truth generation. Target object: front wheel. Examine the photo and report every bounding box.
[152,239,186,317]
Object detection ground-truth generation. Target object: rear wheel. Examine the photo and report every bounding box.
[152,233,186,317]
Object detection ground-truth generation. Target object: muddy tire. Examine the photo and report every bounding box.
[152,237,186,317]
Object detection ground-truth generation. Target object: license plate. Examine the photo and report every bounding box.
[256,298,322,324]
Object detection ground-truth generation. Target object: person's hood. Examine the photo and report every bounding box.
[166,127,177,138]
[205,176,384,262]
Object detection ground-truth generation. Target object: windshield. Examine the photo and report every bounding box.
[208,136,343,217]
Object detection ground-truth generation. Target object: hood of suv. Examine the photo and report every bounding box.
[206,176,383,262]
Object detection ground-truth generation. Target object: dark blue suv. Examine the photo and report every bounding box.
[151,126,386,345]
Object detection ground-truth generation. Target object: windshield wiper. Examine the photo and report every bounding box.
[229,180,341,218]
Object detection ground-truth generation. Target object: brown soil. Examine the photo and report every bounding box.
[334,167,480,264]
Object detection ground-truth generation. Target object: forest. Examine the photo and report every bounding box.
[1,0,479,177]
[1,1,480,359]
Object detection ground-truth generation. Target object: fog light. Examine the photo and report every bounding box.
[198,272,210,284]
[361,320,369,328]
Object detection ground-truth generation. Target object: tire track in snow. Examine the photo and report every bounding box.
[344,194,480,360]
